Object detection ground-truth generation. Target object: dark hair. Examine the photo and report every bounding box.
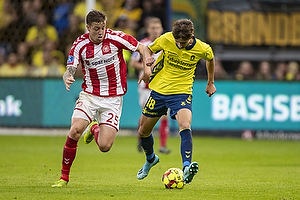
[172,19,194,40]
[86,10,107,25]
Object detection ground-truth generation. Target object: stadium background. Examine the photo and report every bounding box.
[0,0,299,138]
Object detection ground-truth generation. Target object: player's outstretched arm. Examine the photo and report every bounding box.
[63,66,76,91]
[138,46,154,84]
[205,57,216,97]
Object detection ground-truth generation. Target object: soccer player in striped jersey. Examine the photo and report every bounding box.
[52,10,147,188]
[136,19,216,184]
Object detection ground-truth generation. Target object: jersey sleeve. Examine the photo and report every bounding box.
[201,42,214,61]
[66,36,82,68]
[148,35,164,54]
[107,29,139,52]
[121,33,139,52]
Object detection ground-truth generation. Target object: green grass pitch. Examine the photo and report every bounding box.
[0,134,299,200]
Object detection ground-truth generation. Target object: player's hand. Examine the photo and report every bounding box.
[138,66,152,84]
[138,71,150,84]
[138,73,146,84]
[139,57,154,84]
[205,82,216,97]
[64,76,75,91]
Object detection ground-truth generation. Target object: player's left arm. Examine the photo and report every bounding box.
[205,57,217,97]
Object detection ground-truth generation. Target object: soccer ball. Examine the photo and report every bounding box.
[162,168,185,189]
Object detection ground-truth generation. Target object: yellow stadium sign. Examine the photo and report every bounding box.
[207,10,300,46]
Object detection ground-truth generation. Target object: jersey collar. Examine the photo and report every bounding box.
[185,36,196,50]
[175,36,196,50]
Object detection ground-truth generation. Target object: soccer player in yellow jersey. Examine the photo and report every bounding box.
[136,19,216,184]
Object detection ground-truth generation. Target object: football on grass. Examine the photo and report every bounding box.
[162,168,185,189]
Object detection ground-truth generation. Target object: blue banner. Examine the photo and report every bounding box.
[193,81,300,131]
[0,79,299,131]
[0,79,43,126]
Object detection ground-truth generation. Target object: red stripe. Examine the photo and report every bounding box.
[64,146,77,150]
[80,61,87,91]
[79,45,87,91]
[86,44,94,58]
[74,108,92,122]
[100,123,118,131]
[106,63,117,96]
[89,68,100,96]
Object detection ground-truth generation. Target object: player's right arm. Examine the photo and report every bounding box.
[63,66,76,91]
[63,34,84,91]
[138,46,155,84]
[144,46,156,67]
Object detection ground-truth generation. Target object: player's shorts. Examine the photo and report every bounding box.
[142,90,192,119]
[138,87,151,108]
[72,91,123,131]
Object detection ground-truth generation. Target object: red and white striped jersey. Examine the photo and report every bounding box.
[67,29,139,97]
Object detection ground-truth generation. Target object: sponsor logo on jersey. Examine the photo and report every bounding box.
[102,44,111,54]
[90,56,116,66]
[86,45,94,58]
[67,56,74,64]
[87,50,93,58]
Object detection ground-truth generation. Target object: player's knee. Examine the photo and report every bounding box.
[179,122,190,131]
[99,143,112,152]
[138,128,151,138]
[69,127,82,140]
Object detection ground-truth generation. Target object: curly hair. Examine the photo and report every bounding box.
[172,19,194,40]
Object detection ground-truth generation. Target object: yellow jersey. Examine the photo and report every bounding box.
[148,32,214,95]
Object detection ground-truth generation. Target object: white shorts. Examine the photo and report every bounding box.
[72,91,123,131]
[138,87,151,108]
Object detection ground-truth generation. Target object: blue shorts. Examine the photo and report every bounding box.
[142,91,193,119]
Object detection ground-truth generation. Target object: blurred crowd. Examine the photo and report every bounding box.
[192,58,300,81]
[209,59,300,81]
[0,0,167,78]
[0,0,299,81]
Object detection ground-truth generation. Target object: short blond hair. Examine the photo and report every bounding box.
[145,17,162,28]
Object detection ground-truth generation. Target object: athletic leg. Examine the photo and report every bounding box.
[176,108,198,184]
[158,115,171,154]
[91,95,122,152]
[85,117,118,152]
[137,114,160,179]
[175,108,192,166]
[52,118,89,187]
[137,88,152,152]
[137,117,143,152]
[95,125,117,152]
